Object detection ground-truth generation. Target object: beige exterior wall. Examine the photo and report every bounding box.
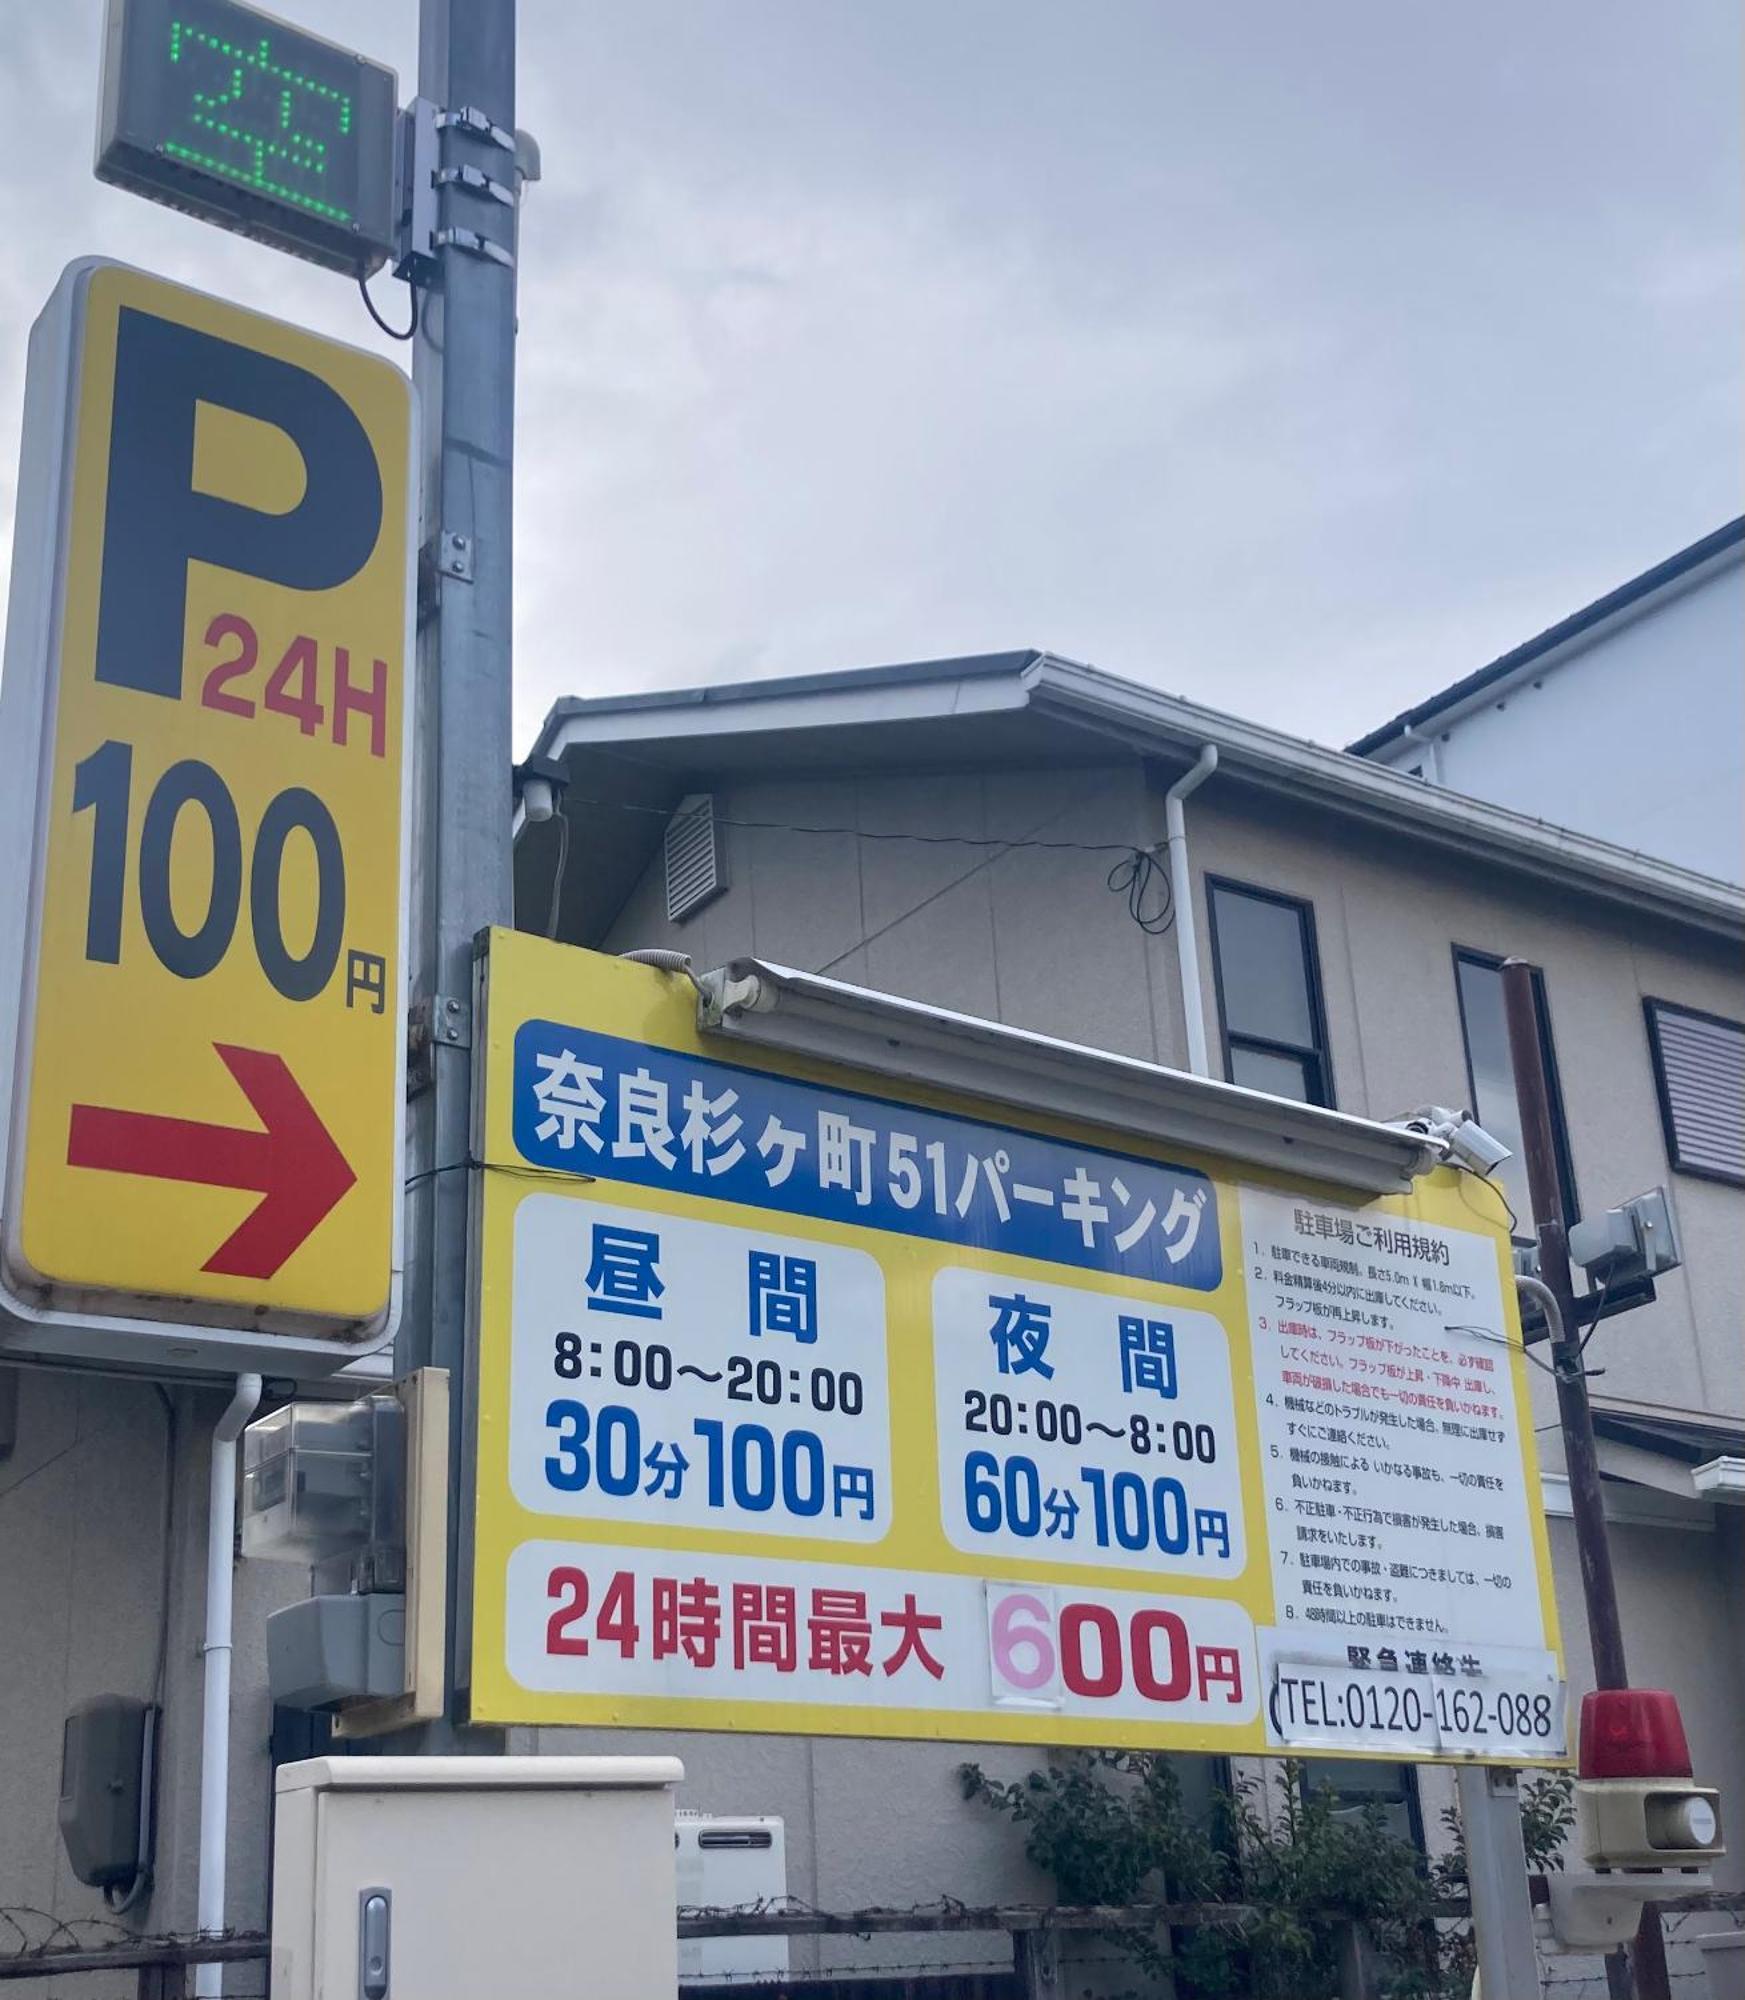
[604,758,1741,1424]
[593,753,1745,1933]
[0,1368,303,1951]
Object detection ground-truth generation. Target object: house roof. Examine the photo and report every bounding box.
[519,648,1745,946]
[1347,517,1745,759]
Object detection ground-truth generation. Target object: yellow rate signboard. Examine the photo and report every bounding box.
[0,262,412,1354]
[469,931,1565,1763]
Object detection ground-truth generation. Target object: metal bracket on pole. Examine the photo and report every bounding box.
[436,531,474,583]
[437,104,517,152]
[432,227,515,269]
[416,533,474,626]
[433,163,517,207]
[407,993,471,1094]
[394,95,442,282]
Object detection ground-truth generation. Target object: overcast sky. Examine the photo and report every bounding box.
[1,1,1738,751]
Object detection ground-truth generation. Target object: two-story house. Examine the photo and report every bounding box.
[513,646,1744,1976]
[3,644,1738,1986]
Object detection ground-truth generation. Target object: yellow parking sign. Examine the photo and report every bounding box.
[466,932,1565,1764]
[0,262,412,1352]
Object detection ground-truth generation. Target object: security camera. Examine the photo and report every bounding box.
[512,753,568,826]
[1444,1117,1512,1177]
[1391,1106,1513,1178]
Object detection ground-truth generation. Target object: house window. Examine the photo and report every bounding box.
[1206,880,1333,1107]
[1300,1760,1424,1849]
[1452,950,1578,1236]
[1643,1000,1745,1187]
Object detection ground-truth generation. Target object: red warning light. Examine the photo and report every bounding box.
[1579,1689,1693,1781]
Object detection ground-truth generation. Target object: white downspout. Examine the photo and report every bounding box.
[195,1373,261,1998]
[1402,723,1442,783]
[1164,747,1219,1077]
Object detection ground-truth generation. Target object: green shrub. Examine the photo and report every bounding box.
[960,1752,1574,2000]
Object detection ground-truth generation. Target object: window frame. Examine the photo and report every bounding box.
[1204,876,1335,1109]
[1298,1759,1426,1851]
[1450,946,1580,1236]
[1643,996,1745,1189]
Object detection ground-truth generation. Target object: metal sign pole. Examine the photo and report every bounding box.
[1502,959,1668,2000]
[1456,1765,1542,1999]
[400,0,517,1743]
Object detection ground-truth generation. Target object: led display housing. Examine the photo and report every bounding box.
[97,0,397,274]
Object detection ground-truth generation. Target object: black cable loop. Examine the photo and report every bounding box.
[358,271,420,342]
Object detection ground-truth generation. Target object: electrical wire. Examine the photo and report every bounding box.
[405,1154,592,1193]
[1448,1142,1612,1359]
[1104,846,1174,935]
[358,270,420,342]
[1578,1271,1615,1356]
[565,791,1158,858]
[558,794,1175,937]
[1448,1320,1558,1377]
[1494,1183,1522,1239]
[147,1385,176,1715]
[1451,1159,1520,1241]
[103,1387,175,1914]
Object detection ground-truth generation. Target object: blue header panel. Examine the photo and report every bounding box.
[511,1020,1222,1292]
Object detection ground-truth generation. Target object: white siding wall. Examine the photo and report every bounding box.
[1371,555,1745,883]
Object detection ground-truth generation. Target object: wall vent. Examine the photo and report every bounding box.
[665,794,726,924]
[1644,1000,1745,1186]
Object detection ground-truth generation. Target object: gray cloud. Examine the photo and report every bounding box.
[1,1,1738,750]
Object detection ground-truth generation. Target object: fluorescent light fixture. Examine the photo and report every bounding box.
[1691,1457,1745,1503]
[695,959,1443,1195]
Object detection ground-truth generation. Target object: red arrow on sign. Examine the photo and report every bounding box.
[66,1044,357,1280]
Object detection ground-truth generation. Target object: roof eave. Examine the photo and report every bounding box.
[526,651,1745,944]
[1348,516,1745,758]
[1029,659,1745,940]
[525,649,1050,766]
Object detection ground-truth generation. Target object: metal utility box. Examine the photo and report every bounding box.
[266,1593,406,1710]
[58,1696,153,1889]
[676,1813,789,1986]
[272,1756,684,2000]
[243,1394,406,1578]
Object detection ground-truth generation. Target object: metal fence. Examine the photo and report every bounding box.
[2,1891,1740,1999]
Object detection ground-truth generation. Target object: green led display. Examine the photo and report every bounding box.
[97,0,397,275]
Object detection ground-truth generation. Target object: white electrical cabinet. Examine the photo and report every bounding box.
[675,1813,789,1987]
[272,1755,683,1999]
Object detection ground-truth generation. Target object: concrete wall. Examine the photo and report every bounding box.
[1369,553,1745,884]
[0,1367,302,1956]
[531,1723,1053,1979]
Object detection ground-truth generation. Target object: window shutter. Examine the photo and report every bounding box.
[664,794,725,924]
[1646,1002,1745,1184]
